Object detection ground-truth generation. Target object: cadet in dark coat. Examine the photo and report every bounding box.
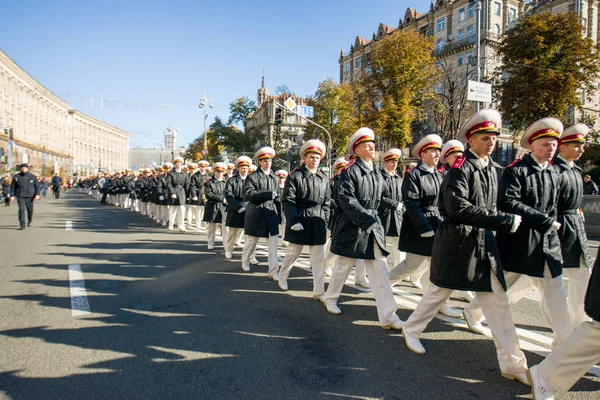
[553,124,593,329]
[194,160,210,227]
[224,156,251,259]
[166,157,190,232]
[203,162,228,250]
[10,163,40,229]
[323,128,403,330]
[387,135,462,318]
[51,173,62,199]
[378,149,405,268]
[497,117,572,345]
[323,157,349,275]
[278,140,331,299]
[529,255,600,398]
[402,110,529,386]
[275,169,288,247]
[242,147,280,277]
[157,164,171,226]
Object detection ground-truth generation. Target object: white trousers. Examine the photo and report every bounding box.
[539,320,600,394]
[403,273,528,375]
[168,205,186,230]
[225,227,244,253]
[388,252,430,283]
[385,236,406,269]
[324,238,335,272]
[279,243,325,297]
[194,206,205,228]
[206,220,227,248]
[323,240,400,327]
[186,205,194,222]
[563,266,592,329]
[507,267,573,344]
[242,234,279,275]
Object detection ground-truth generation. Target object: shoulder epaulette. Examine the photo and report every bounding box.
[506,158,522,168]
[437,164,447,173]
[451,155,466,169]
[204,178,211,183]
[405,165,414,173]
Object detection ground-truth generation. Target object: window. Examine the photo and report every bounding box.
[468,3,474,17]
[344,62,350,73]
[435,84,443,94]
[494,2,501,16]
[419,26,429,36]
[458,53,463,65]
[459,8,465,21]
[466,51,472,64]
[437,17,446,31]
[458,76,464,88]
[467,25,474,41]
[494,24,501,36]
[436,39,445,53]
[582,17,587,31]
[458,29,465,42]
[508,7,517,22]
[355,57,361,68]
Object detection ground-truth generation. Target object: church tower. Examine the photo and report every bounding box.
[257,68,269,106]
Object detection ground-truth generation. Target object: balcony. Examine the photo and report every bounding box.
[436,36,476,57]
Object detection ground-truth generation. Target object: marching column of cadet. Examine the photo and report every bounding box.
[76,109,599,400]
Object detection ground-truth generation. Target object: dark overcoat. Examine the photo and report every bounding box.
[398,162,443,256]
[203,177,226,223]
[166,170,190,206]
[243,169,280,238]
[379,169,403,237]
[282,165,330,246]
[11,172,40,198]
[224,175,247,228]
[330,157,389,259]
[553,156,593,269]
[189,172,206,206]
[430,152,514,292]
[156,175,168,205]
[496,153,563,278]
[584,256,600,322]
[328,175,342,230]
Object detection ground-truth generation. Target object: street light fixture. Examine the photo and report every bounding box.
[199,94,214,159]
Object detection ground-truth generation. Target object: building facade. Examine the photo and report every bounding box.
[338,0,600,164]
[246,75,311,154]
[0,49,129,176]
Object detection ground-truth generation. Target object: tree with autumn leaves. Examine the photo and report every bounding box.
[496,12,600,132]
[306,31,439,153]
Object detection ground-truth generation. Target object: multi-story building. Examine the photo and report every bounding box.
[246,74,310,154]
[0,48,129,176]
[338,0,600,164]
[129,146,187,170]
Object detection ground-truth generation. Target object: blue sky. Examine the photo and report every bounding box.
[1,0,420,148]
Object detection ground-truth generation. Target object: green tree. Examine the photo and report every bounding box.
[304,78,362,156]
[228,96,256,131]
[496,12,600,132]
[182,117,226,163]
[364,30,439,148]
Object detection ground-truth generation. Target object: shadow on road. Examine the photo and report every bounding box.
[0,193,598,399]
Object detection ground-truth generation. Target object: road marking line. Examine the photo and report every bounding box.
[68,264,91,317]
[65,221,73,230]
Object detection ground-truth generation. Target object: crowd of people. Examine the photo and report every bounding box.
[8,108,600,399]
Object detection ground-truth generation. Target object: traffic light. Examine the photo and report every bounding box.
[274,107,282,126]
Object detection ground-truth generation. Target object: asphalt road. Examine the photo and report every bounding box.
[0,191,599,400]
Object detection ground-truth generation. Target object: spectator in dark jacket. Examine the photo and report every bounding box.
[583,175,599,195]
[2,176,11,206]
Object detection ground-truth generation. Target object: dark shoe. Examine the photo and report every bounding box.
[28,222,33,227]
[19,226,25,230]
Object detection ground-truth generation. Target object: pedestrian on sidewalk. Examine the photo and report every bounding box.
[2,176,11,206]
[10,163,40,230]
[51,173,62,199]
[583,175,598,195]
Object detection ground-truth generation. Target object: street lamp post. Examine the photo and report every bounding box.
[198,94,214,159]
[474,0,482,112]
